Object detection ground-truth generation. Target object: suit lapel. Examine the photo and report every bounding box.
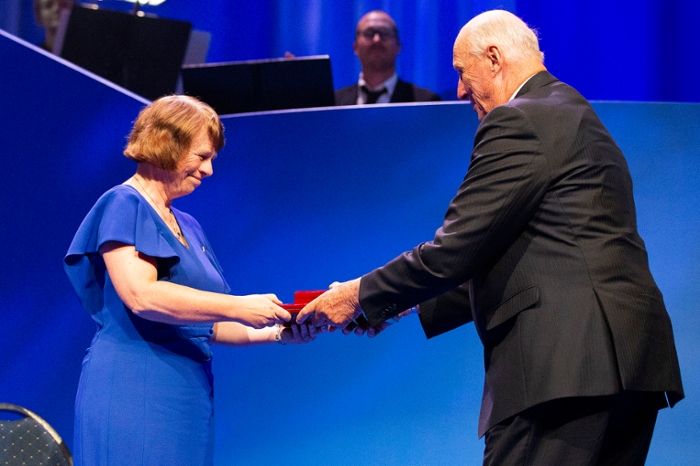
[345,86,360,105]
[390,79,413,103]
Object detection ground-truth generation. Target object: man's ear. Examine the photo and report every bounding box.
[486,45,503,73]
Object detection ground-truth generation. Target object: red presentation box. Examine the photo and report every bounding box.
[292,290,326,304]
[282,290,326,322]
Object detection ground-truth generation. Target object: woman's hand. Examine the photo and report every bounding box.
[236,293,291,329]
[279,322,327,344]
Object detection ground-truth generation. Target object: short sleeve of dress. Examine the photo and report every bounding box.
[64,185,180,314]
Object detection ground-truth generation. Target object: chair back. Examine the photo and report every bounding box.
[0,403,73,466]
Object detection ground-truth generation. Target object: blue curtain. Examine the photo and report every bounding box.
[4,0,699,101]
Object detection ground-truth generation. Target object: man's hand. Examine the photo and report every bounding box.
[346,305,419,338]
[296,278,362,330]
[344,315,393,338]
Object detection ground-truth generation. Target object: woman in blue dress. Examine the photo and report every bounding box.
[64,95,320,466]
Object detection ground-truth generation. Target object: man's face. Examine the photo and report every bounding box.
[453,36,499,121]
[353,12,401,72]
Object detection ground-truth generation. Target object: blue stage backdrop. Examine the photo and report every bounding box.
[1,0,699,102]
[1,26,699,466]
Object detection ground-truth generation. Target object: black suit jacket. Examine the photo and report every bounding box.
[334,78,441,105]
[359,71,684,437]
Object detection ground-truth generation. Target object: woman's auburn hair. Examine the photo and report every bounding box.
[124,95,225,171]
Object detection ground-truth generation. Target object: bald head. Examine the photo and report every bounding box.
[355,11,399,42]
[453,10,546,120]
[454,10,543,67]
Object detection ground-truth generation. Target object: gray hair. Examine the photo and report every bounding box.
[462,10,544,63]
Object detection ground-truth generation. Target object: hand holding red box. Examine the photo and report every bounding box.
[282,290,326,323]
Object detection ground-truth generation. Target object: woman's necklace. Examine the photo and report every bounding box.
[133,175,184,240]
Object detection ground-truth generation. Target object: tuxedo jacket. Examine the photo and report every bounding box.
[359,71,684,437]
[334,78,441,105]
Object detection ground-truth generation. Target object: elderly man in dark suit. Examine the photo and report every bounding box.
[299,9,683,466]
[334,10,440,105]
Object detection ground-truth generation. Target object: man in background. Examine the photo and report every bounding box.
[334,10,441,105]
[34,0,74,53]
[301,9,683,466]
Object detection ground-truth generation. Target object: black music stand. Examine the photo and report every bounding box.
[57,5,192,100]
[181,56,336,115]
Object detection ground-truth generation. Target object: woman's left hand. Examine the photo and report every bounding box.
[279,322,327,344]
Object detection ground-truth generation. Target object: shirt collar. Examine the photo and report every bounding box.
[509,73,539,101]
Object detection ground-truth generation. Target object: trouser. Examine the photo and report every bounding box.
[483,391,664,466]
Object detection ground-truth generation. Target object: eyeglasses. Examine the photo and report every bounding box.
[359,28,397,41]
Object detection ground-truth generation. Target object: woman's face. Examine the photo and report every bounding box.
[169,128,217,198]
[36,0,74,32]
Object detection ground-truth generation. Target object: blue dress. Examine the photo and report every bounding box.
[64,185,230,466]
